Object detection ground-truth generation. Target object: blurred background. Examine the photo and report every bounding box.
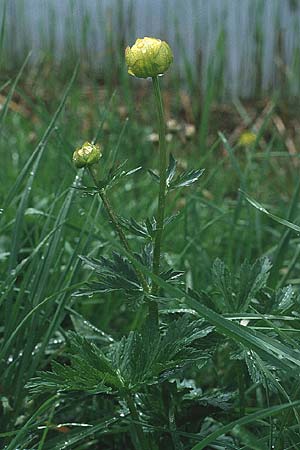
[3,0,300,98]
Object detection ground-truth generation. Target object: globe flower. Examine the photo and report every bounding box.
[238,131,257,147]
[125,37,173,78]
[72,142,102,168]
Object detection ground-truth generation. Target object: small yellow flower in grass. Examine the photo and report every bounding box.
[125,37,173,78]
[238,131,257,147]
[72,141,102,168]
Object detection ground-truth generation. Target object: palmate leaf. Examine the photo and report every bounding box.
[75,248,150,308]
[119,214,179,240]
[28,360,112,395]
[212,258,234,311]
[273,285,296,313]
[76,248,183,303]
[73,161,141,194]
[27,333,121,394]
[244,349,279,391]
[121,250,300,372]
[166,153,177,185]
[212,257,272,312]
[148,153,178,185]
[233,344,295,404]
[237,258,272,311]
[110,315,214,389]
[77,253,142,295]
[176,379,234,411]
[191,391,234,411]
[242,347,296,401]
[119,216,153,239]
[29,317,214,396]
[168,168,205,190]
[148,153,204,190]
[99,160,141,191]
[166,153,205,190]
[159,316,214,365]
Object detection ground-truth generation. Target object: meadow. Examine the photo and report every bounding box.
[1,3,300,450]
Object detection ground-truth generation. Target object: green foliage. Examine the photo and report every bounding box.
[148,153,205,191]
[244,349,280,392]
[212,257,272,312]
[79,253,143,294]
[28,332,119,394]
[119,214,179,241]
[273,285,296,313]
[97,160,142,192]
[166,154,205,191]
[75,161,142,194]
[2,38,300,450]
[29,316,214,395]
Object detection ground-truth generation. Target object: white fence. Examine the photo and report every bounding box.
[4,0,300,96]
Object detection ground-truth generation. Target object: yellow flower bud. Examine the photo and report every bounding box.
[125,37,173,78]
[238,132,257,147]
[72,142,102,168]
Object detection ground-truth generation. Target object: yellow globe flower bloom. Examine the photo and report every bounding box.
[125,37,173,78]
[72,142,102,168]
[238,132,257,147]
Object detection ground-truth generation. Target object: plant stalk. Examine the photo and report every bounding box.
[88,166,148,292]
[151,76,168,303]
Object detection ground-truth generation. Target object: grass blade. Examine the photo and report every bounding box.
[241,190,300,233]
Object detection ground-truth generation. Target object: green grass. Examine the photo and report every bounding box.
[1,42,300,449]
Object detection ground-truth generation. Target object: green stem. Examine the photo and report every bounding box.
[88,166,148,293]
[100,190,130,252]
[151,76,168,305]
[126,394,149,450]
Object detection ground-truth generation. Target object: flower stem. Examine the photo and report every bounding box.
[88,166,148,293]
[100,190,130,251]
[151,76,168,301]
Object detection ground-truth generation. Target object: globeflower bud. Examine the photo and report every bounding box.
[72,142,102,168]
[125,37,173,78]
[238,132,257,147]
